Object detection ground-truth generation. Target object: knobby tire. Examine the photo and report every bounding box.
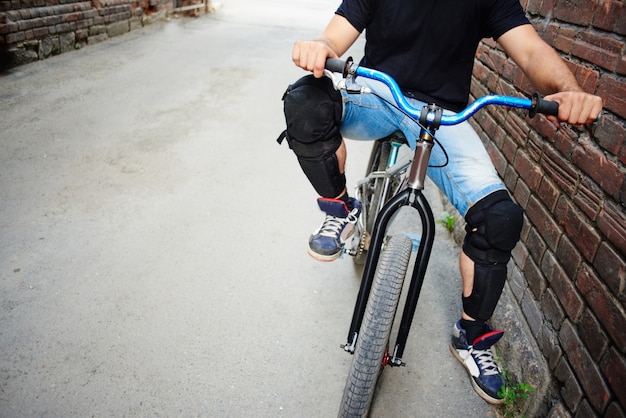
[339,234,413,417]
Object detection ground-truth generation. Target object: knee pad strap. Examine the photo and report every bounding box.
[462,263,506,322]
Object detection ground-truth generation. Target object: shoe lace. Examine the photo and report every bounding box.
[318,215,348,238]
[471,348,501,376]
[318,208,359,238]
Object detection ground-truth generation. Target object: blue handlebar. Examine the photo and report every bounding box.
[349,63,555,126]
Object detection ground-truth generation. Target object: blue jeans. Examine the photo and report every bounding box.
[338,77,506,217]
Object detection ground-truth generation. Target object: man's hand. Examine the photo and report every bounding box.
[292,39,337,78]
[543,91,604,125]
[291,15,361,78]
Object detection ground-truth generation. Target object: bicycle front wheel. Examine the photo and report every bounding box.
[339,234,413,418]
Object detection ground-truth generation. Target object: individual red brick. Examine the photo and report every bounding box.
[473,60,490,86]
[486,141,507,177]
[497,76,517,96]
[594,116,625,157]
[601,348,626,410]
[552,25,576,54]
[594,241,626,301]
[527,195,562,251]
[555,126,581,158]
[597,75,626,119]
[32,26,47,37]
[577,263,626,351]
[554,196,601,262]
[554,0,597,25]
[542,288,565,328]
[527,225,548,264]
[505,111,530,147]
[524,256,547,299]
[569,62,600,94]
[540,325,564,371]
[573,177,603,221]
[504,165,520,191]
[542,250,585,321]
[574,400,597,417]
[555,356,584,411]
[501,132,518,164]
[604,402,626,418]
[478,112,498,143]
[529,113,559,141]
[593,0,623,31]
[556,235,582,278]
[571,33,621,72]
[596,201,626,257]
[559,319,611,412]
[515,149,543,192]
[514,177,532,209]
[572,140,623,198]
[513,66,535,96]
[512,240,530,270]
[541,146,578,197]
[538,177,560,211]
[539,0,558,17]
[577,309,609,362]
[535,20,558,45]
[5,30,24,43]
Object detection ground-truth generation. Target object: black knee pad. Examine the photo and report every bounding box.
[462,190,524,321]
[462,190,524,265]
[279,75,345,197]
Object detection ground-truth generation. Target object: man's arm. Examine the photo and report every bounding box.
[497,24,603,125]
[292,14,361,78]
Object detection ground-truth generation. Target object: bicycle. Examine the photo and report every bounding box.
[323,57,558,417]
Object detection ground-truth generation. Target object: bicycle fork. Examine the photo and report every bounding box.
[343,128,436,367]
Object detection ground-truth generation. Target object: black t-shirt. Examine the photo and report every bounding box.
[336,0,530,111]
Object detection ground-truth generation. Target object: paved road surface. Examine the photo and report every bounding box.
[0,1,496,416]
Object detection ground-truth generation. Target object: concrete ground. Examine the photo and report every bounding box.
[0,0,498,416]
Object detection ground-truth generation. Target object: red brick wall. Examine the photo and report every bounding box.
[0,0,173,68]
[471,0,625,415]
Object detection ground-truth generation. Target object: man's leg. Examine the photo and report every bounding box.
[281,75,361,261]
[333,140,347,199]
[450,190,524,404]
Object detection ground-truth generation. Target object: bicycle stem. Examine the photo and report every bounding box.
[407,130,435,190]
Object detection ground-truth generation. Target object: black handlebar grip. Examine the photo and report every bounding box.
[529,92,559,118]
[325,57,352,77]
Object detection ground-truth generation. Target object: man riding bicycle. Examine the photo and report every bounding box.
[278,0,602,404]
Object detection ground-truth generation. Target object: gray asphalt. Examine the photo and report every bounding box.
[0,1,496,416]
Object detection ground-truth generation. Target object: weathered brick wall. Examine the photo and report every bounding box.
[0,0,173,68]
[470,0,625,415]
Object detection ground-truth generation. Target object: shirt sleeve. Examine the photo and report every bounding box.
[486,0,530,40]
[335,0,373,33]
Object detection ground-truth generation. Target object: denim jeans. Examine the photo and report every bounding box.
[338,77,506,217]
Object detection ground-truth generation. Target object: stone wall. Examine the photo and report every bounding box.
[1,0,175,68]
[469,0,625,415]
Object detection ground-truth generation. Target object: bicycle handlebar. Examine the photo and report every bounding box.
[325,57,559,126]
